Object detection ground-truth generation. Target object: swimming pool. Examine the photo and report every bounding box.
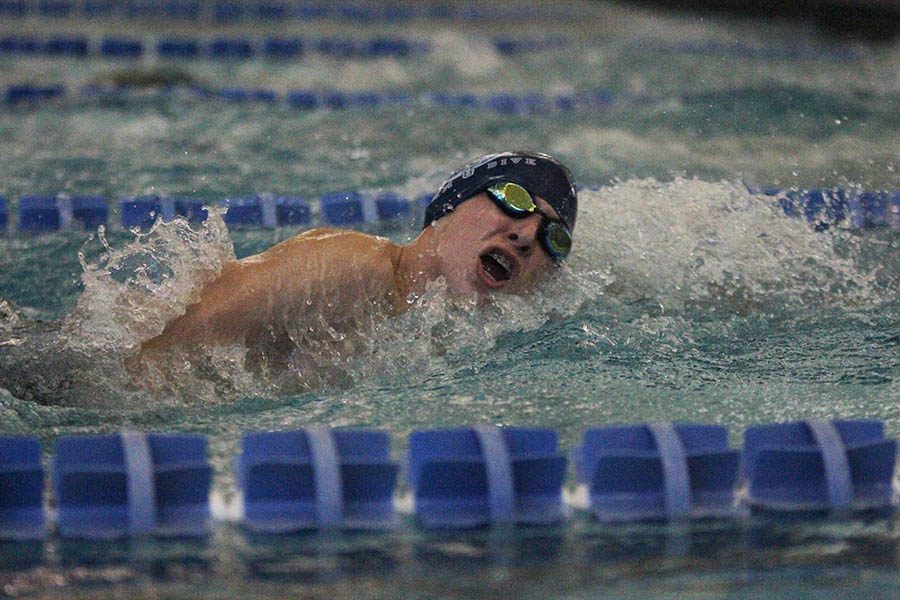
[0,0,898,597]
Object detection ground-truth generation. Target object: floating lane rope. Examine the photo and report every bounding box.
[0,34,430,59]
[2,83,597,111]
[0,34,568,59]
[742,420,897,513]
[1,188,897,235]
[0,0,579,23]
[573,424,742,522]
[1,420,896,540]
[407,426,568,528]
[236,429,399,532]
[49,433,211,539]
[0,436,45,541]
[0,83,669,116]
[0,33,860,62]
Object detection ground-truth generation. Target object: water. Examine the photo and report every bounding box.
[0,1,899,597]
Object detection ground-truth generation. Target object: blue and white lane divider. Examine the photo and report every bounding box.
[0,196,8,231]
[12,194,108,233]
[407,426,568,528]
[0,34,856,63]
[0,35,433,60]
[768,188,900,230]
[51,432,212,539]
[4,85,66,105]
[742,420,897,513]
[115,193,405,230]
[0,420,896,540]
[0,0,578,23]
[4,84,612,114]
[0,34,566,60]
[0,436,45,541]
[573,424,742,522]
[2,188,898,235]
[236,428,399,532]
[0,33,860,64]
[1,192,425,233]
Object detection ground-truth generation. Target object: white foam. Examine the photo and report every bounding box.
[52,177,882,405]
[210,489,243,522]
[62,210,235,353]
[430,31,503,77]
[569,178,878,309]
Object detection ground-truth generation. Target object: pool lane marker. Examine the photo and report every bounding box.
[51,433,212,538]
[0,436,45,541]
[742,420,897,513]
[408,426,568,528]
[0,1,579,23]
[0,33,860,64]
[574,424,742,522]
[3,83,617,114]
[2,188,898,235]
[120,430,157,534]
[0,34,572,61]
[3,421,897,539]
[237,429,399,532]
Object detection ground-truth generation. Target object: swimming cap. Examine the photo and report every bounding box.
[423,151,578,232]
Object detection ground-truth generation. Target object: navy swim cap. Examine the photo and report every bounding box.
[423,151,578,232]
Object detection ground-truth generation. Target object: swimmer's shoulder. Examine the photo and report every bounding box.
[244,227,403,298]
[254,227,400,265]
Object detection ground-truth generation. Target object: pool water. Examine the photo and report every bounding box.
[0,1,898,597]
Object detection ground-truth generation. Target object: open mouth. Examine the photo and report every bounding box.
[479,249,515,283]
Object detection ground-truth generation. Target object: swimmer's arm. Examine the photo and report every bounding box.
[140,228,403,351]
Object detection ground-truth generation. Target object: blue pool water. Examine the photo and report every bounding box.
[0,0,899,597]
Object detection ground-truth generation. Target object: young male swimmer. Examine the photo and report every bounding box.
[133,151,578,377]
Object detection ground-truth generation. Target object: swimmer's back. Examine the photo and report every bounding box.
[140,228,404,352]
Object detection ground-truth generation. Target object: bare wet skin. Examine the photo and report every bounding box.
[120,191,564,396]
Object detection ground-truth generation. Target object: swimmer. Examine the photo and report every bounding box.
[132,151,578,383]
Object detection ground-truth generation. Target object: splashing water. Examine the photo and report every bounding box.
[0,177,886,408]
[61,210,235,353]
[572,179,879,310]
[347,178,887,398]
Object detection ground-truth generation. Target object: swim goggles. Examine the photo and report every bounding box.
[485,181,573,261]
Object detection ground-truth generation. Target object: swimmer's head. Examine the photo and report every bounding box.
[424,151,578,234]
[417,152,578,296]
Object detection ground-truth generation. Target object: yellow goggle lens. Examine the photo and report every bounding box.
[545,221,572,256]
[491,182,536,213]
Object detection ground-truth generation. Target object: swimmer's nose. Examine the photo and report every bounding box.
[509,214,543,253]
[506,232,531,254]
[506,218,539,255]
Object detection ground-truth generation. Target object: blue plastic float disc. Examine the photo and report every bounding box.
[0,436,45,540]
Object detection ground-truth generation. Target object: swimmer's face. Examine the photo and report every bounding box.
[431,192,562,296]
